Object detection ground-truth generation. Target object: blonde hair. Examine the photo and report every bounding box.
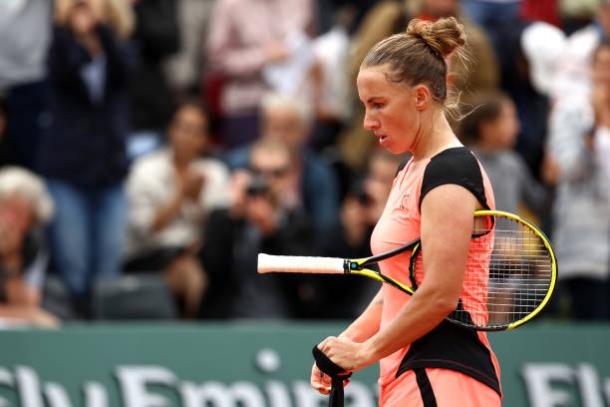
[55,0,134,39]
[362,17,467,104]
[0,167,54,225]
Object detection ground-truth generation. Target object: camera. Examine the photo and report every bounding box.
[246,175,270,196]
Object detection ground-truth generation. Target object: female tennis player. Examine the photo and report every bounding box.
[311,17,502,406]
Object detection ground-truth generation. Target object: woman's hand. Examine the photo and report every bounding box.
[318,336,375,372]
[310,363,351,395]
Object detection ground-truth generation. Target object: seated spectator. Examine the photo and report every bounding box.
[459,91,550,216]
[224,92,340,235]
[546,40,610,320]
[0,167,58,327]
[125,101,230,319]
[202,139,314,319]
[41,0,134,316]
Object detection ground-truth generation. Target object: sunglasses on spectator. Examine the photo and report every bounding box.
[250,166,290,178]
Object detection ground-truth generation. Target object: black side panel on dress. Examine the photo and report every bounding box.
[397,320,501,395]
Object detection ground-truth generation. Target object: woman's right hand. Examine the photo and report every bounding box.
[311,363,332,395]
[310,363,350,395]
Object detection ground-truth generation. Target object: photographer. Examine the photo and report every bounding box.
[201,139,314,319]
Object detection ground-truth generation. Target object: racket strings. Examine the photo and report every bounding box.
[413,216,554,329]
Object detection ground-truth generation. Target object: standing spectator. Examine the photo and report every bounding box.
[459,91,549,216]
[203,139,314,319]
[554,0,610,99]
[546,41,610,320]
[308,4,355,152]
[224,93,340,235]
[0,0,53,170]
[125,101,230,318]
[207,0,314,148]
[40,0,134,314]
[0,167,58,327]
[494,21,566,176]
[165,0,216,97]
[128,0,180,160]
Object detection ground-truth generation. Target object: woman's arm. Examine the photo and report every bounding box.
[320,183,476,371]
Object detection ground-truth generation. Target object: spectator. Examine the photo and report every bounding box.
[338,0,499,171]
[459,91,549,216]
[207,0,314,148]
[495,21,566,176]
[125,101,230,318]
[165,0,216,97]
[40,0,135,315]
[128,0,180,160]
[310,150,403,319]
[0,167,58,328]
[0,0,53,170]
[308,4,356,152]
[545,40,610,320]
[203,139,314,319]
[225,92,340,235]
[554,0,610,99]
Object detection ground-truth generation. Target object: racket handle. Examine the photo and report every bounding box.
[257,254,346,275]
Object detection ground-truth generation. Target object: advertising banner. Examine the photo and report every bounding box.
[0,323,607,406]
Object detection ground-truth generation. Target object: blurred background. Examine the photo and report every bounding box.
[0,0,609,406]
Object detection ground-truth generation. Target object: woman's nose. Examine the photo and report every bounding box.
[363,111,379,131]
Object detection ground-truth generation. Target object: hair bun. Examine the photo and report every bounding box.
[406,17,466,58]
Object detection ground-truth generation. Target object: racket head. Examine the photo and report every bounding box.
[409,210,557,331]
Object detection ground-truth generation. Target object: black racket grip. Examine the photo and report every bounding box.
[312,346,352,407]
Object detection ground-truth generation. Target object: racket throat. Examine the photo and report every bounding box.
[344,260,361,273]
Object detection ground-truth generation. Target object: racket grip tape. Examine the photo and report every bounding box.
[257,254,346,274]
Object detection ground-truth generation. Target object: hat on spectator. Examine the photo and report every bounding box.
[521,22,567,96]
[0,166,54,224]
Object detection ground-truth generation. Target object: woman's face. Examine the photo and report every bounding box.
[357,66,421,154]
[67,1,97,35]
[168,106,208,161]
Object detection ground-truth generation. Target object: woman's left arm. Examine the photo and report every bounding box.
[319,184,476,371]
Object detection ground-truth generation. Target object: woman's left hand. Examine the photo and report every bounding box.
[318,336,375,372]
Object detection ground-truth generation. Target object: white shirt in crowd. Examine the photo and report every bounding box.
[125,148,230,258]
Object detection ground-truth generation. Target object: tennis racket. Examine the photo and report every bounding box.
[258,210,557,331]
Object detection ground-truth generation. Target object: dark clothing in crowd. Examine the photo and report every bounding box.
[40,24,133,187]
[130,0,180,133]
[200,208,314,319]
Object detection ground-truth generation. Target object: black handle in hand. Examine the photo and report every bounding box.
[312,346,352,407]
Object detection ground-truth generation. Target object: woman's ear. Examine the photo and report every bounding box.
[413,84,431,111]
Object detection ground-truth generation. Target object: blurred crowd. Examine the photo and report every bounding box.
[0,0,609,326]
